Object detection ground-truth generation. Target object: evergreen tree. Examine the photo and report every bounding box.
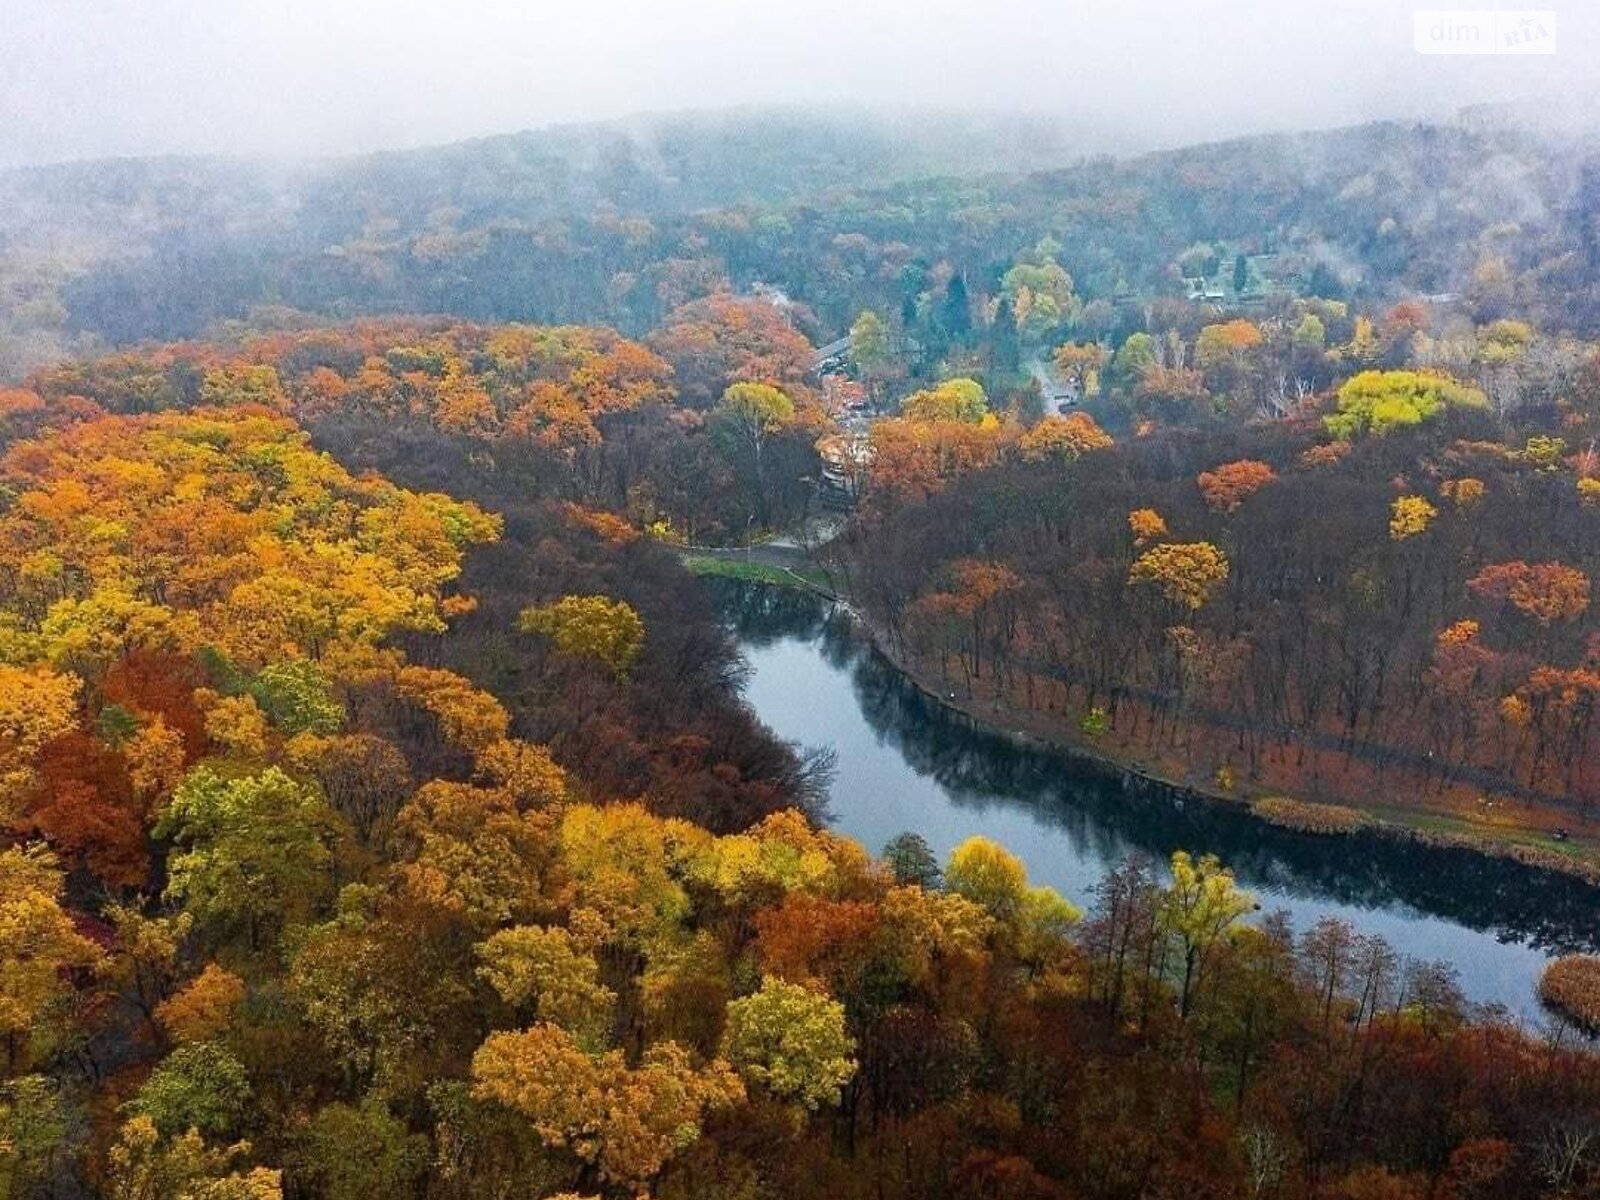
[942,272,972,345]
[991,296,1020,374]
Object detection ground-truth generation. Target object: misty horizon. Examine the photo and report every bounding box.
[4,0,1597,169]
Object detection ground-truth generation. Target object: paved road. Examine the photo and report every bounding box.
[1027,357,1076,414]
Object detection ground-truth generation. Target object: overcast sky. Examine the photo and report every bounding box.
[2,0,1595,167]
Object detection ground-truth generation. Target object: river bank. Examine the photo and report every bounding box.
[875,618,1600,889]
[707,561,1600,891]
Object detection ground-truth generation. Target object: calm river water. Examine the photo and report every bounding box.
[721,581,1600,1019]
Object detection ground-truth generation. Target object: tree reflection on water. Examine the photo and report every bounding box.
[719,579,1600,961]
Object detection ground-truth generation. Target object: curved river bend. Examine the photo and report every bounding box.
[721,582,1600,1019]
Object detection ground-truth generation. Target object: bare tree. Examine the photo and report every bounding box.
[1536,1123,1596,1193]
[1241,1123,1289,1200]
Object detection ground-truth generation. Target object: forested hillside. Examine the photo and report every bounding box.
[6,112,1600,376]
[0,107,1084,372]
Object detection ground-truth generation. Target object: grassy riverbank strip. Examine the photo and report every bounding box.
[680,553,834,592]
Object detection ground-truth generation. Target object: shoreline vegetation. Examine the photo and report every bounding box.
[716,566,1600,889]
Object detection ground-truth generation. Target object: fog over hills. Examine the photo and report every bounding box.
[5,0,1598,168]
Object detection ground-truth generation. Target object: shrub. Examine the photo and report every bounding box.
[1252,797,1372,835]
[1539,955,1600,1035]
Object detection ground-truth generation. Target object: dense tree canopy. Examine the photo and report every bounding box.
[8,103,1600,1199]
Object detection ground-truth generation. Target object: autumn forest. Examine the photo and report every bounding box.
[7,88,1600,1200]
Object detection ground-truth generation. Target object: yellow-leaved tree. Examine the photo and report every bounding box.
[517,595,645,676]
[720,976,857,1110]
[1129,542,1230,610]
[0,845,104,1074]
[470,1023,743,1192]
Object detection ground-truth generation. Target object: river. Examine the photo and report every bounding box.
[720,581,1600,1019]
